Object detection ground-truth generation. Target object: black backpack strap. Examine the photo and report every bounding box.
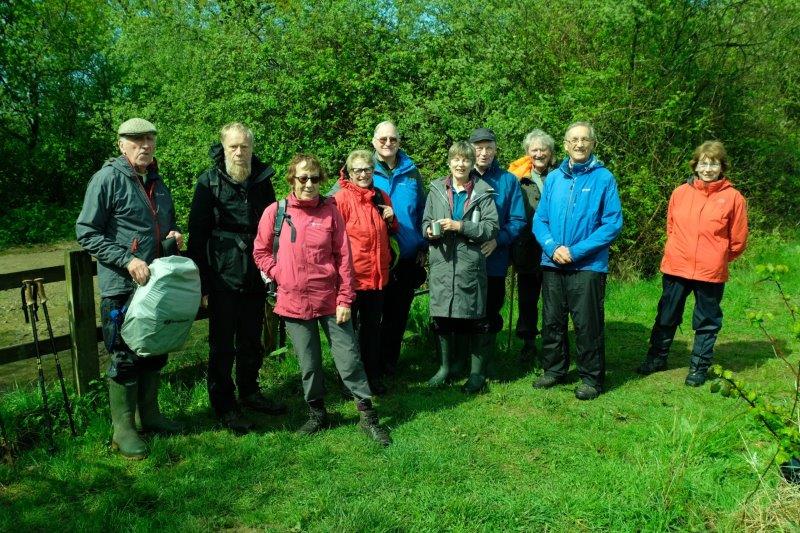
[209,171,222,227]
[272,199,296,258]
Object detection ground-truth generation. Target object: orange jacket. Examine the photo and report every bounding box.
[508,155,533,179]
[333,176,398,291]
[660,177,748,283]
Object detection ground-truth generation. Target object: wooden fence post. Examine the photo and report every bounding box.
[65,250,99,395]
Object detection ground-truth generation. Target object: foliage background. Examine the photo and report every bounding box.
[1,0,799,274]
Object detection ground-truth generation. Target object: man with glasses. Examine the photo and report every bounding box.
[468,128,526,381]
[187,122,286,433]
[370,121,427,379]
[77,118,183,458]
[532,121,623,400]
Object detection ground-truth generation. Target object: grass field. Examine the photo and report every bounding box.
[1,233,799,531]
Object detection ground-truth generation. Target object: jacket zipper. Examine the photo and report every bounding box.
[132,175,162,257]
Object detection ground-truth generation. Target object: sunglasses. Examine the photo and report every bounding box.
[376,136,398,145]
[295,175,322,184]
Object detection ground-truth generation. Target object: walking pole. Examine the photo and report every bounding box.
[22,280,56,452]
[34,278,77,437]
[507,269,516,352]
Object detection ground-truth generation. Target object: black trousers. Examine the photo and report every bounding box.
[485,276,507,334]
[541,269,606,389]
[353,289,384,384]
[648,274,724,368]
[380,257,420,375]
[516,269,543,340]
[207,290,266,416]
[101,294,167,385]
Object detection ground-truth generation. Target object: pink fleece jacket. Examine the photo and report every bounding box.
[253,193,356,319]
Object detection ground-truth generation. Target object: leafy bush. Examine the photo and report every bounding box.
[0,203,81,250]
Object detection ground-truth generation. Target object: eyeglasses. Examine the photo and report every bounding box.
[295,175,322,184]
[376,136,398,145]
[350,167,374,175]
[696,162,721,169]
[566,137,593,145]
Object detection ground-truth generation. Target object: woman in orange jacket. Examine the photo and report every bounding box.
[637,141,748,386]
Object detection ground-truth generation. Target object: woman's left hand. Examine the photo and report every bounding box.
[379,205,394,221]
[438,218,462,233]
[336,306,351,324]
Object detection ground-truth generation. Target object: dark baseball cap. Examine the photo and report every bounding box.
[468,127,496,143]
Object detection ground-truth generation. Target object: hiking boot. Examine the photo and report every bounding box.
[241,392,288,415]
[368,379,388,396]
[575,382,601,401]
[532,374,561,389]
[136,371,182,434]
[636,356,667,376]
[219,410,254,434]
[109,379,147,460]
[684,370,707,387]
[357,401,392,447]
[297,402,329,436]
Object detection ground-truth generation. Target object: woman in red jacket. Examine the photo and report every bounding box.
[253,154,391,446]
[333,150,398,395]
[637,141,748,386]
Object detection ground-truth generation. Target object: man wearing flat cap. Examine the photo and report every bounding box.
[466,127,526,390]
[76,118,183,459]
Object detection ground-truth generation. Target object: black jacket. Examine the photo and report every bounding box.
[187,144,276,294]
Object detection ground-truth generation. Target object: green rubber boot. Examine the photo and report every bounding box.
[462,333,492,394]
[136,371,182,434]
[428,334,453,386]
[108,379,147,459]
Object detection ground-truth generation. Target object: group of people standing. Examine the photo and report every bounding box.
[76,117,748,458]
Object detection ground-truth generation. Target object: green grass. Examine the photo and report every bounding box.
[1,232,799,531]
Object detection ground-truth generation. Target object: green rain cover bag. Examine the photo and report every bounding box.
[121,255,201,357]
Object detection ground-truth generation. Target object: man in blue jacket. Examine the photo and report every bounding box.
[468,128,526,383]
[532,122,623,400]
[371,121,427,382]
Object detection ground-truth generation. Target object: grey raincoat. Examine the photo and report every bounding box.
[422,177,499,319]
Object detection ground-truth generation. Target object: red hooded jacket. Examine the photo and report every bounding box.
[333,174,398,291]
[253,193,356,319]
[660,177,748,283]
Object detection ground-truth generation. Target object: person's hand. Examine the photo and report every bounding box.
[201,295,209,308]
[379,205,394,221]
[166,230,184,248]
[426,226,440,240]
[127,257,151,285]
[336,306,351,324]
[438,218,462,233]
[553,245,572,264]
[481,239,497,257]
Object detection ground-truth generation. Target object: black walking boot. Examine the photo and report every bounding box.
[298,400,329,435]
[356,399,392,447]
[636,355,668,375]
[241,391,288,415]
[685,333,716,387]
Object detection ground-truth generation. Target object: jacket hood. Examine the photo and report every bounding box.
[108,154,161,181]
[688,175,732,193]
[338,170,379,199]
[208,142,275,184]
[557,154,604,177]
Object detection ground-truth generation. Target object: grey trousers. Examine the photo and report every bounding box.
[284,316,372,402]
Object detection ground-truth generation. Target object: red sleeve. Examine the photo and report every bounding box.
[727,191,749,262]
[330,204,356,308]
[253,202,279,278]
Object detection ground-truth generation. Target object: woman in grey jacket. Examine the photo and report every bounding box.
[422,141,499,393]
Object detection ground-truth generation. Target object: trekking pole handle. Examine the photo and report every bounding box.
[34,278,47,304]
[22,279,35,307]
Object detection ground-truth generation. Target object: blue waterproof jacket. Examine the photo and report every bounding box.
[372,149,427,259]
[472,160,526,277]
[533,155,623,273]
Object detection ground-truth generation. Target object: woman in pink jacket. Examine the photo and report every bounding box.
[636,141,748,386]
[253,154,391,446]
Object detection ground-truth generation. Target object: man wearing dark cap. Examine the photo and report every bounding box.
[76,118,182,459]
[466,128,526,390]
[188,122,285,433]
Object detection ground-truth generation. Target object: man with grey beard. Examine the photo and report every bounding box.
[188,122,285,433]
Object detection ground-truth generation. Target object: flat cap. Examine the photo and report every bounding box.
[118,118,157,136]
[468,127,496,143]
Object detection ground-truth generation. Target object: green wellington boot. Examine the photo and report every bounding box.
[136,371,182,434]
[428,333,453,387]
[108,379,147,459]
[462,333,492,394]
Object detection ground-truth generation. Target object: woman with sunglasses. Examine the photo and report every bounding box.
[253,154,391,446]
[636,141,748,386]
[332,150,398,395]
